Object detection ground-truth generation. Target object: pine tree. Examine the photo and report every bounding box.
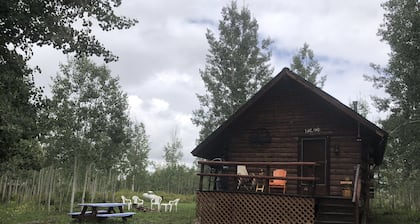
[192,1,273,141]
[290,43,326,88]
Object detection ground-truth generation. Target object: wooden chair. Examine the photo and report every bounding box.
[269,169,287,193]
[254,169,265,192]
[255,183,265,192]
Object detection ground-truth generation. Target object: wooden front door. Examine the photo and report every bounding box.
[301,138,328,195]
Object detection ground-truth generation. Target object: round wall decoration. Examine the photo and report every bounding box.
[249,128,272,144]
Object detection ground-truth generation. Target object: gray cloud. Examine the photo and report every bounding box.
[31,0,390,165]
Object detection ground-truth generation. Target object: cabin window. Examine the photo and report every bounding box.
[301,138,327,185]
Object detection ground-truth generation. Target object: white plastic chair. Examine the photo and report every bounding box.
[169,198,180,212]
[161,198,179,212]
[132,195,144,208]
[160,201,171,212]
[121,195,132,210]
[150,196,162,211]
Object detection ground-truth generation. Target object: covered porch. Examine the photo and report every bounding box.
[198,160,320,195]
[196,160,362,224]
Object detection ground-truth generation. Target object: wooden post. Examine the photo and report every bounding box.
[312,164,317,195]
[298,164,301,194]
[199,163,204,191]
[265,165,270,191]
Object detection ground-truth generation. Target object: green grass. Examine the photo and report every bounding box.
[0,201,196,224]
[2,201,420,224]
[369,208,420,224]
[132,202,196,224]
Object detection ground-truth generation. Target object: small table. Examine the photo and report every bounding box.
[69,202,136,222]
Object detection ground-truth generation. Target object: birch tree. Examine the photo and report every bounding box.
[366,0,420,210]
[44,57,131,172]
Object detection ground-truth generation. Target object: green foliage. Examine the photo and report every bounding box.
[0,0,137,176]
[370,208,420,224]
[149,165,198,195]
[367,0,420,115]
[0,52,45,174]
[44,57,131,171]
[163,129,184,166]
[0,0,137,62]
[290,43,326,88]
[348,97,370,118]
[121,122,151,191]
[366,0,420,211]
[1,165,197,218]
[192,1,273,141]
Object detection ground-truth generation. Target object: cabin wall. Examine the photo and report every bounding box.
[224,79,362,196]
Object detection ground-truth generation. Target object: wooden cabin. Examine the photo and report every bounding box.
[191,68,388,224]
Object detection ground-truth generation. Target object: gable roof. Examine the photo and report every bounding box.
[191,68,388,165]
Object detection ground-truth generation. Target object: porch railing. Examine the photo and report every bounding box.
[197,161,319,194]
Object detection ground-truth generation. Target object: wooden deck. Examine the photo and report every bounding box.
[196,161,361,224]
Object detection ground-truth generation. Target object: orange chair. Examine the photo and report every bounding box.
[269,169,287,193]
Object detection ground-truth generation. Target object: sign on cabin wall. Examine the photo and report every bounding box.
[304,127,321,134]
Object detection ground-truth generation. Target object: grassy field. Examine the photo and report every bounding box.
[0,201,196,224]
[1,201,420,224]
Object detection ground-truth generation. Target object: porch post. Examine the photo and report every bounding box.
[199,163,204,191]
[265,165,270,191]
[312,163,317,195]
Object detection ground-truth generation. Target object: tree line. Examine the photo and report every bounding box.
[1,0,418,213]
[0,0,195,210]
[1,0,325,191]
[365,0,420,211]
[0,56,197,211]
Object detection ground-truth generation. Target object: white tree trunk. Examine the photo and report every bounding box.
[70,157,78,213]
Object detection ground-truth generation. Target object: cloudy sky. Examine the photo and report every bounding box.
[30,0,390,166]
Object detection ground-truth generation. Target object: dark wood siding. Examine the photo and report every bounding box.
[224,78,362,195]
